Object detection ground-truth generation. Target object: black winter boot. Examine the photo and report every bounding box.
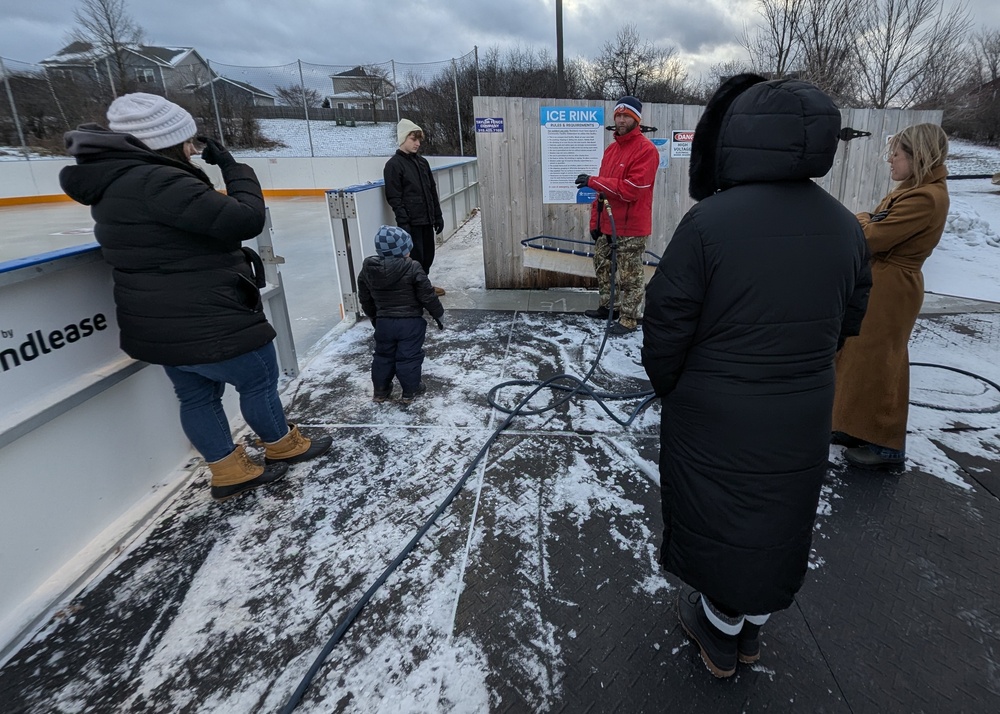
[584,305,619,320]
[401,383,427,404]
[678,590,738,678]
[737,622,761,663]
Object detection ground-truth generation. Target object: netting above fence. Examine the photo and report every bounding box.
[0,49,480,159]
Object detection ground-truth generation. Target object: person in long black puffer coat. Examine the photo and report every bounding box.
[641,75,872,678]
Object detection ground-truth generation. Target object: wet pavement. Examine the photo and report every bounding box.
[1,298,999,713]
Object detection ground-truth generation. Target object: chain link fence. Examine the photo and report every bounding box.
[0,49,480,159]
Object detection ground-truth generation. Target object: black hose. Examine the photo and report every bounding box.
[909,361,1000,413]
[280,201,654,713]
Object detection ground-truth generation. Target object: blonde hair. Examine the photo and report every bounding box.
[888,123,948,188]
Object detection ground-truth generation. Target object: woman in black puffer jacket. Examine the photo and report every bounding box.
[641,76,871,677]
[59,93,331,501]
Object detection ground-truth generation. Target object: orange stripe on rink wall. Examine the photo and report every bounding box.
[0,194,76,207]
[262,189,328,198]
[0,189,327,207]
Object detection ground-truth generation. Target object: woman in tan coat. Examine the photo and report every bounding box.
[832,124,950,469]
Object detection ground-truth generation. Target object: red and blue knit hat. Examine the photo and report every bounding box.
[374,225,413,257]
[614,96,642,124]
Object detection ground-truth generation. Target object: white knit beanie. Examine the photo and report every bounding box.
[397,118,423,147]
[107,92,197,150]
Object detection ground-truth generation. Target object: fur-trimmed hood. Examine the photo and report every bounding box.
[689,74,841,200]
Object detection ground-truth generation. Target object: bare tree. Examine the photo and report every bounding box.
[695,59,752,101]
[72,0,144,97]
[593,24,680,99]
[972,29,1000,84]
[742,0,806,78]
[796,0,860,100]
[342,64,394,124]
[274,83,323,109]
[854,0,971,108]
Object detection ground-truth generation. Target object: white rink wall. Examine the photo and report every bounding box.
[0,155,456,200]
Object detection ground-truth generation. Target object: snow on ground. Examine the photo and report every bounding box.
[232,119,398,159]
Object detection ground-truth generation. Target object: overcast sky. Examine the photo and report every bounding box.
[2,0,999,81]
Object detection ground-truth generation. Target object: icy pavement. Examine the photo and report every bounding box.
[1,302,999,713]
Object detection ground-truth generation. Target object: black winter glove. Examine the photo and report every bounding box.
[198,136,236,168]
[575,173,590,188]
[868,209,889,223]
[589,228,601,241]
[434,317,444,330]
[434,219,444,235]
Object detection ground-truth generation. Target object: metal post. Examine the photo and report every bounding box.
[474,45,481,96]
[555,1,565,99]
[255,208,299,378]
[0,57,30,160]
[42,68,70,131]
[298,60,315,157]
[206,59,225,140]
[452,58,463,156]
[391,59,400,125]
[105,58,117,99]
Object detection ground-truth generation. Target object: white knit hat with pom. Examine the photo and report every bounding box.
[106,92,197,150]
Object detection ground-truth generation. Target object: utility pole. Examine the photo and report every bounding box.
[556,0,565,98]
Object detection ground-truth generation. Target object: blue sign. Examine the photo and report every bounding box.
[540,107,603,125]
[576,187,598,204]
[650,138,670,169]
[475,117,504,133]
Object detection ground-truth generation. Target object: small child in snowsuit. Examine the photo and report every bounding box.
[358,225,444,403]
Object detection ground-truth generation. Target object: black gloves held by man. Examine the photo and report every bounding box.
[434,219,444,235]
[575,173,591,188]
[590,228,602,241]
[198,136,236,169]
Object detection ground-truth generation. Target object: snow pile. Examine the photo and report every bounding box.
[944,200,1000,248]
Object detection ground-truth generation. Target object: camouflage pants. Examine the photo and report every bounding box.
[593,234,647,328]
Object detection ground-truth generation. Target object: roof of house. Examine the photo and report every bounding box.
[196,75,275,99]
[41,43,199,69]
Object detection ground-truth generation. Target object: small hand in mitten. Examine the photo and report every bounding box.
[434,317,444,330]
[198,136,236,168]
[589,228,601,241]
[434,219,444,235]
[575,173,591,188]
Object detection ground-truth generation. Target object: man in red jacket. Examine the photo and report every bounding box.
[576,96,660,335]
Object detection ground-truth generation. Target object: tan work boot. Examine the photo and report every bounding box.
[263,423,333,464]
[208,444,288,501]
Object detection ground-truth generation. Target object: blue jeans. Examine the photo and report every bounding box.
[163,342,289,462]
